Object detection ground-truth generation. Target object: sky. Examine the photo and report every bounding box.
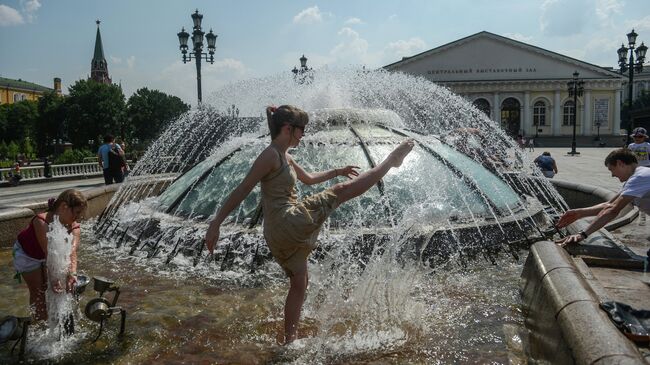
[1,0,649,106]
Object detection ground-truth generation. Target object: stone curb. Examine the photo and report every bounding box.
[0,184,120,248]
[522,241,644,364]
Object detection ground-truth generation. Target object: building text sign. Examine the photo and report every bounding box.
[427,67,538,75]
[594,98,609,127]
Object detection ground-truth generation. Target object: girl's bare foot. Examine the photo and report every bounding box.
[387,139,415,167]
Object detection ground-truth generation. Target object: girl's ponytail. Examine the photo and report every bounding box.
[265,105,308,140]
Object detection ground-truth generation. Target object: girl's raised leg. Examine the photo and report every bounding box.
[332,139,414,204]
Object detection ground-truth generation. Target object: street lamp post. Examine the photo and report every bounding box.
[567,71,584,156]
[177,9,217,104]
[292,55,313,84]
[617,29,647,145]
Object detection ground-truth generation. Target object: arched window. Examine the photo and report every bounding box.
[562,100,576,126]
[472,98,491,117]
[533,101,546,126]
[13,93,26,103]
[500,98,521,136]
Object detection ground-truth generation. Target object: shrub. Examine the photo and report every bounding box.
[53,149,95,164]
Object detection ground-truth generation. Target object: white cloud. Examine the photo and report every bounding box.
[388,14,398,21]
[344,17,363,25]
[540,0,587,37]
[503,32,534,43]
[20,0,40,22]
[595,0,623,21]
[330,27,373,65]
[384,38,426,58]
[21,0,40,13]
[624,15,650,34]
[293,6,323,24]
[332,27,367,53]
[154,58,249,104]
[110,56,123,64]
[212,58,247,74]
[0,5,24,26]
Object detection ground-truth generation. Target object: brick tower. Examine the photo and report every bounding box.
[90,20,112,84]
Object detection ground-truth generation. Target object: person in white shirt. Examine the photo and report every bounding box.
[627,127,650,167]
[555,148,650,246]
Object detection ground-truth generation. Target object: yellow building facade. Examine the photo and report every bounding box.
[0,77,62,104]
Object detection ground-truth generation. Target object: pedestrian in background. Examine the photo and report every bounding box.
[534,151,558,178]
[527,138,535,152]
[97,135,125,185]
[627,127,650,168]
[115,138,131,177]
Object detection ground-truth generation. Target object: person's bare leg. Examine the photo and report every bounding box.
[284,261,308,345]
[333,139,414,204]
[22,269,47,321]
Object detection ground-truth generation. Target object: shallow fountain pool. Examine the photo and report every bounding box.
[1,227,529,364]
[1,68,563,364]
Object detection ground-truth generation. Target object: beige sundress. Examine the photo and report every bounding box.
[261,145,339,276]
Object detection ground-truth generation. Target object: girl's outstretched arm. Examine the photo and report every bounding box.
[205,149,276,253]
[66,228,80,292]
[288,155,359,185]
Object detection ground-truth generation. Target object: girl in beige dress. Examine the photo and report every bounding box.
[205,105,414,344]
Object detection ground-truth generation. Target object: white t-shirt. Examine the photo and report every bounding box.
[627,142,650,167]
[621,166,650,214]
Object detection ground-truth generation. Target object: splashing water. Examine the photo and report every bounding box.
[89,68,568,361]
[46,217,75,334]
[19,216,82,359]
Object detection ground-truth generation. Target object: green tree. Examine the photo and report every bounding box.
[64,79,126,149]
[0,140,8,159]
[7,141,20,161]
[53,148,95,164]
[0,104,8,141]
[34,91,66,157]
[127,87,190,144]
[4,100,38,143]
[21,136,36,159]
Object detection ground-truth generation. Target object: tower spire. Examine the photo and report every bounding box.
[90,19,112,84]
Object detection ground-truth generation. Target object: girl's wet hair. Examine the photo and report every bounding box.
[48,189,88,214]
[265,105,308,140]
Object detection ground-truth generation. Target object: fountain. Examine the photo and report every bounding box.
[3,68,571,363]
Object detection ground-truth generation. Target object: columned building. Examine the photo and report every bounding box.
[90,20,112,84]
[622,69,650,102]
[384,31,624,138]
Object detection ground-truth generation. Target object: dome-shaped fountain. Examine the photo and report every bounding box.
[82,69,570,363]
[95,106,555,271]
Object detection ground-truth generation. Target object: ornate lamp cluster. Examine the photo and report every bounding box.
[566,71,584,156]
[292,54,314,84]
[177,9,217,103]
[617,29,647,145]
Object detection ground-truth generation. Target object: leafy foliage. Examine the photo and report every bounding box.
[64,80,126,149]
[0,100,38,143]
[53,149,96,164]
[127,87,190,144]
[0,80,189,161]
[34,91,66,156]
